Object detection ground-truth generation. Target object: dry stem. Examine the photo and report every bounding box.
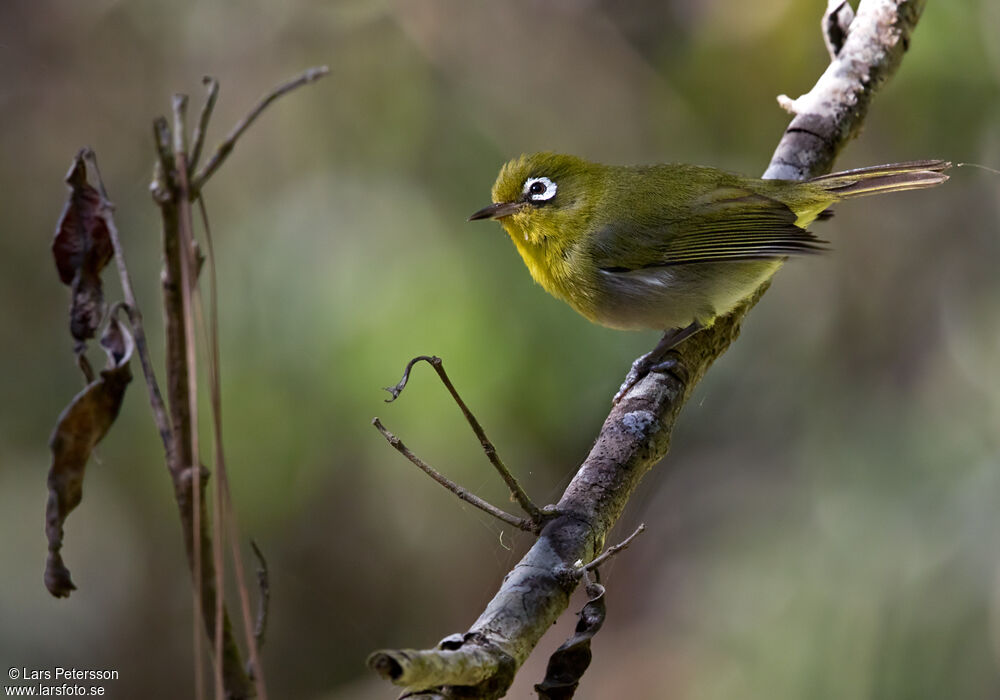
[146,66,326,699]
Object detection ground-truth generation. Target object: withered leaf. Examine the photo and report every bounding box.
[52,151,113,342]
[534,582,607,700]
[45,317,133,598]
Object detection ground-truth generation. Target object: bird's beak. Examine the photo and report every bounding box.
[468,201,523,221]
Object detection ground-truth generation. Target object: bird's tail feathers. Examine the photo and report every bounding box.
[809,160,951,199]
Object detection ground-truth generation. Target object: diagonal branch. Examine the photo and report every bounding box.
[368,2,931,697]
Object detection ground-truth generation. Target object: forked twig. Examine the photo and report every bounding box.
[385,355,544,524]
[372,418,534,532]
[192,66,329,192]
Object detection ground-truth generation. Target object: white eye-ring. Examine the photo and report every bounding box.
[523,176,557,202]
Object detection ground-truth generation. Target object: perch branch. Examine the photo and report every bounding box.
[369,2,930,697]
[372,418,534,532]
[385,355,544,523]
[369,643,510,694]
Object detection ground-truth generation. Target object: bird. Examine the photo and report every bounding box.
[469,152,950,401]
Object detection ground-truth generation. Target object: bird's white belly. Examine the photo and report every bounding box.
[594,260,782,330]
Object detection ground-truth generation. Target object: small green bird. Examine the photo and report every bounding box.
[469,152,950,400]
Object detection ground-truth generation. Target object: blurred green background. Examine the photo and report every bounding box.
[2,1,999,698]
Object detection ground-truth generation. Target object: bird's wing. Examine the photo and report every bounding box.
[591,188,828,271]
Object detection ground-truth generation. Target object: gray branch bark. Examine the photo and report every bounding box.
[368,1,929,697]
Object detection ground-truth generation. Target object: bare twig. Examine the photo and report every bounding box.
[171,93,210,700]
[373,418,534,532]
[191,65,329,192]
[249,540,271,654]
[82,149,175,463]
[386,355,544,524]
[189,244,226,700]
[223,494,267,698]
[194,195,269,699]
[152,117,174,180]
[189,76,220,176]
[580,524,645,573]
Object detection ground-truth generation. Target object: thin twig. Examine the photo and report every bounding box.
[189,76,220,176]
[580,524,646,573]
[372,418,535,532]
[188,190,228,700]
[152,117,174,179]
[191,65,329,192]
[172,94,208,700]
[194,195,269,699]
[386,356,544,524]
[249,540,271,654]
[82,149,175,464]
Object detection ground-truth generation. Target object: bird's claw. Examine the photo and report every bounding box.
[613,355,683,405]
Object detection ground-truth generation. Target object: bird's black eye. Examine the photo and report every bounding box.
[522,176,557,202]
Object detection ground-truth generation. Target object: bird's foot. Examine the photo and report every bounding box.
[614,354,689,405]
[613,323,702,405]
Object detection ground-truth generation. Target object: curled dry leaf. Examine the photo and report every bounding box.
[52,151,113,342]
[45,317,133,598]
[534,582,607,700]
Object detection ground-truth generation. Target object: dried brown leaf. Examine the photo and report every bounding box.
[534,582,607,700]
[52,152,113,341]
[45,317,133,597]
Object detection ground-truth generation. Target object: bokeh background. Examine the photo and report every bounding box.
[2,1,999,698]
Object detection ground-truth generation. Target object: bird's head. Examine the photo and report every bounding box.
[469,152,602,252]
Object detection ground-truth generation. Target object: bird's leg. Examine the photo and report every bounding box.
[614,322,702,404]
